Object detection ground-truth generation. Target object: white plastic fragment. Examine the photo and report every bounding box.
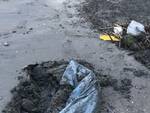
[127,20,145,36]
[114,25,123,35]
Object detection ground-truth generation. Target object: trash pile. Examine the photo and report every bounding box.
[2,60,101,113]
[79,0,150,68]
[99,20,150,51]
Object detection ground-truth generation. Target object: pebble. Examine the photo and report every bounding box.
[29,28,33,31]
[3,42,9,46]
[12,31,17,33]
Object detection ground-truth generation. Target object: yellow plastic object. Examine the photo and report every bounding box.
[100,34,121,42]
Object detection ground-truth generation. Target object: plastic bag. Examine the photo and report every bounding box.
[127,20,145,36]
[59,60,101,113]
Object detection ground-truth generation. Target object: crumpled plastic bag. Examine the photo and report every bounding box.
[127,20,145,36]
[59,60,101,113]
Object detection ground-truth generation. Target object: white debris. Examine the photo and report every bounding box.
[114,25,123,35]
[127,20,145,36]
[3,42,9,46]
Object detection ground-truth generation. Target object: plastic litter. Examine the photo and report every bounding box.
[100,34,121,42]
[59,60,101,113]
[127,20,145,36]
[113,24,123,35]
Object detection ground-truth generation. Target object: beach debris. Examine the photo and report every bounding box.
[60,60,101,113]
[127,20,145,36]
[114,24,123,35]
[99,20,150,50]
[100,34,121,42]
[99,24,123,42]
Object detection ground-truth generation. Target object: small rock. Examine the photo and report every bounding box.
[3,42,9,46]
[12,31,17,33]
[29,28,33,31]
[22,99,35,112]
